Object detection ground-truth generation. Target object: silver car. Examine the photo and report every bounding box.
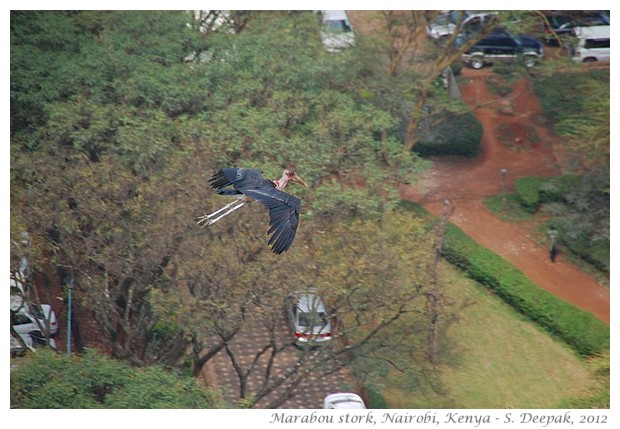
[323,392,366,409]
[319,10,355,52]
[12,304,59,344]
[286,289,332,346]
[426,11,496,44]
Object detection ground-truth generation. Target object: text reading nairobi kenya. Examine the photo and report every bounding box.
[269,411,583,426]
[269,411,495,426]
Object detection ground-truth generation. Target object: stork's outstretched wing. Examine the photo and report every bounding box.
[241,187,302,254]
[204,167,305,254]
[208,168,264,193]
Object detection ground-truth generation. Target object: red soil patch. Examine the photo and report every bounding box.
[400,73,609,324]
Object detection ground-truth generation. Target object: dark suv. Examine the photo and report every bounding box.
[460,29,544,69]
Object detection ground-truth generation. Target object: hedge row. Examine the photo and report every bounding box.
[441,222,609,357]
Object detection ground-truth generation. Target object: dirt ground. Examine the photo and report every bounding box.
[399,71,610,324]
[347,10,609,325]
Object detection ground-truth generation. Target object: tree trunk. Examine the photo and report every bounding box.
[426,199,454,364]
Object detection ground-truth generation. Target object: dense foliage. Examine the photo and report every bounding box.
[11,349,221,408]
[514,175,582,212]
[11,10,609,408]
[11,11,438,406]
[513,174,609,272]
[531,70,609,273]
[414,110,483,157]
[534,70,609,129]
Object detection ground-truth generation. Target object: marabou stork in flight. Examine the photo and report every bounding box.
[196,168,308,254]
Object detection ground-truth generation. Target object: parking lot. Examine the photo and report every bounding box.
[203,309,355,409]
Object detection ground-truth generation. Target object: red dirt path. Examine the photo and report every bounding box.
[399,72,610,324]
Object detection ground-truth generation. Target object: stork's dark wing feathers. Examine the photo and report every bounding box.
[208,170,232,190]
[241,187,301,254]
[207,167,302,254]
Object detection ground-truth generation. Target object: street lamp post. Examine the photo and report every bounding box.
[500,168,507,206]
[67,278,73,356]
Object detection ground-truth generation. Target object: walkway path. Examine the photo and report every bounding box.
[400,73,609,324]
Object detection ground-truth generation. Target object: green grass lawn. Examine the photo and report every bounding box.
[484,193,537,222]
[381,262,597,409]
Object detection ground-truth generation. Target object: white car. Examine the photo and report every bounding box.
[11,278,26,312]
[11,333,34,357]
[12,304,59,344]
[571,25,610,63]
[319,10,355,52]
[323,392,366,409]
[286,289,332,346]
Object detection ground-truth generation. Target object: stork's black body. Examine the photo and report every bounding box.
[198,167,306,254]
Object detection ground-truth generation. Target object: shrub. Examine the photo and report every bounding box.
[562,235,610,274]
[538,175,581,203]
[514,175,581,211]
[514,175,609,273]
[514,176,545,212]
[365,384,389,409]
[11,349,222,408]
[415,110,483,157]
[533,70,609,126]
[442,223,609,357]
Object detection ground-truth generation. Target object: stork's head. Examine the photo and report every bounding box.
[276,169,308,190]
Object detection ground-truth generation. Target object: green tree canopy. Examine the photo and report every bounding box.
[10,11,458,408]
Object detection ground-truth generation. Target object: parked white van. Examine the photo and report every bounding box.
[572,25,610,63]
[319,10,355,52]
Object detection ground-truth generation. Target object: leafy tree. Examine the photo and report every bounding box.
[533,71,609,270]
[352,11,495,153]
[555,78,609,172]
[352,11,548,154]
[174,209,437,408]
[10,10,446,407]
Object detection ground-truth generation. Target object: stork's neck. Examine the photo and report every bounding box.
[273,172,290,191]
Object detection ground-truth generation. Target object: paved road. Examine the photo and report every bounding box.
[203,310,355,409]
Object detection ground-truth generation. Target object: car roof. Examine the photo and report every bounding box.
[321,10,349,21]
[324,393,366,408]
[573,25,610,39]
[292,290,326,312]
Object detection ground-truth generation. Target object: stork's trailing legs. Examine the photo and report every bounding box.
[196,200,246,227]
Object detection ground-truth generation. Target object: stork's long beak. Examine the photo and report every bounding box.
[291,173,308,187]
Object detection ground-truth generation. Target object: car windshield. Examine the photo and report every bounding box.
[581,15,609,25]
[332,400,365,409]
[324,20,351,33]
[298,311,328,328]
[430,13,450,25]
[550,16,571,27]
[30,304,45,319]
[449,10,470,25]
